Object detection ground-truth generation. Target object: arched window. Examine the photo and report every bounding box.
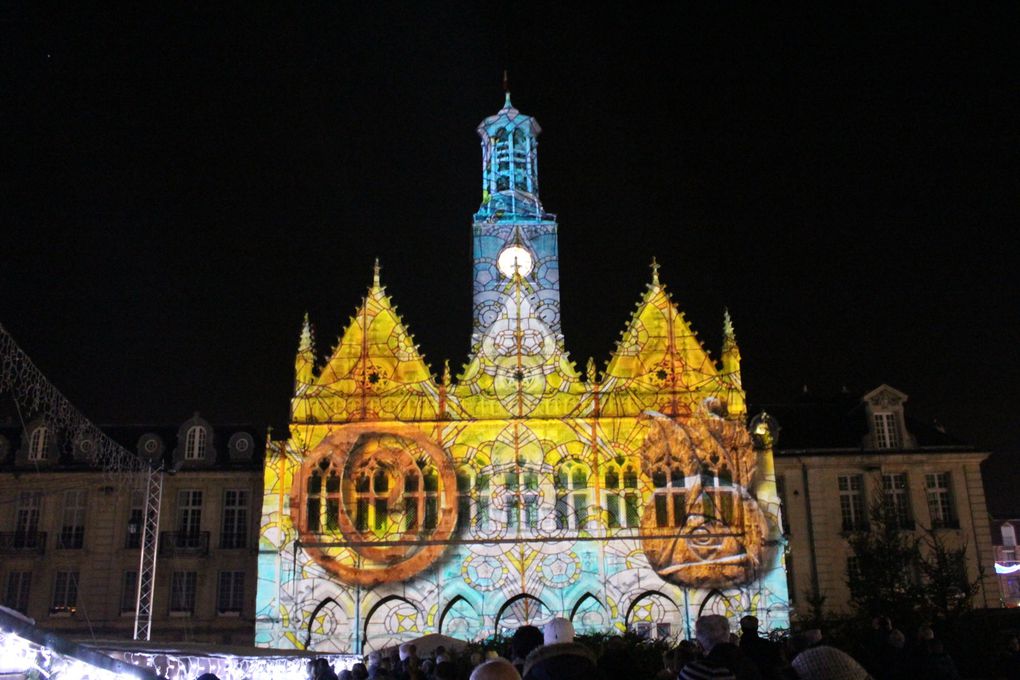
[403,465,440,534]
[605,463,641,529]
[306,464,322,534]
[652,464,686,528]
[325,470,341,531]
[456,468,472,533]
[456,460,493,533]
[556,462,591,530]
[701,465,735,523]
[372,469,389,532]
[28,427,50,461]
[477,466,491,530]
[342,462,398,536]
[494,128,510,192]
[184,426,206,460]
[503,466,540,532]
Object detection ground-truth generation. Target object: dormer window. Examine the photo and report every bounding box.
[184,426,207,460]
[28,427,50,461]
[873,412,900,449]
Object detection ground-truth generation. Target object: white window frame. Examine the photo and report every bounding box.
[28,427,50,461]
[882,473,912,528]
[874,412,900,449]
[51,571,78,615]
[925,472,956,528]
[3,571,31,614]
[221,489,249,549]
[170,571,197,615]
[184,425,206,460]
[217,571,244,615]
[838,474,866,531]
[177,490,203,547]
[59,489,86,549]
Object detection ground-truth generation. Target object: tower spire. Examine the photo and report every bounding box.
[372,258,381,289]
[721,307,742,383]
[650,257,660,287]
[294,312,317,389]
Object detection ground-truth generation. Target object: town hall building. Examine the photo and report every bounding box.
[254,94,791,653]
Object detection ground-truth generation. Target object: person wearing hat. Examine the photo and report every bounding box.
[522,617,602,680]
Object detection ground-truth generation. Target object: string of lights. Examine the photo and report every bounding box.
[0,323,145,479]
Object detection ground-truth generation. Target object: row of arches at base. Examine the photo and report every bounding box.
[305,589,747,652]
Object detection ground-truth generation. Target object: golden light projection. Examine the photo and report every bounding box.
[291,425,458,586]
[638,413,767,588]
[256,94,789,653]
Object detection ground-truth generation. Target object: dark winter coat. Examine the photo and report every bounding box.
[522,642,603,680]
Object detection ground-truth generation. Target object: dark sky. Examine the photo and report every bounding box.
[3,6,1018,508]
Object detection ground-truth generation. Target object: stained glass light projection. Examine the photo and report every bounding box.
[256,95,790,653]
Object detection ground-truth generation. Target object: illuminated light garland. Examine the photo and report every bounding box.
[0,626,149,680]
[0,324,145,480]
[995,562,1020,575]
[98,648,360,680]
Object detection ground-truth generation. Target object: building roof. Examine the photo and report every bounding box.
[752,389,972,454]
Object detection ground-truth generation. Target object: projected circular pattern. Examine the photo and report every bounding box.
[461,554,510,592]
[537,551,581,588]
[291,425,458,587]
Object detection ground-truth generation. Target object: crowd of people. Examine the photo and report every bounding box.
[295,615,1020,680]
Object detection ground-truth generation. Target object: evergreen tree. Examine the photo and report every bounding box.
[845,501,924,625]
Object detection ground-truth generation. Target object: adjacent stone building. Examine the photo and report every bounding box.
[0,415,263,644]
[765,385,997,617]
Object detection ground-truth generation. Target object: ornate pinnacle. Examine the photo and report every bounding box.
[442,359,452,388]
[586,357,597,384]
[723,307,735,341]
[650,257,660,287]
[298,312,315,353]
[372,258,381,289]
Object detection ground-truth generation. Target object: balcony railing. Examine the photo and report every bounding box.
[0,531,47,554]
[159,531,210,557]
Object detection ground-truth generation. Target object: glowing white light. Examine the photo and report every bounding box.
[995,562,1020,574]
[497,246,533,277]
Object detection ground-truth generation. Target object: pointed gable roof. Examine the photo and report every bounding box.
[293,267,440,423]
[600,268,740,417]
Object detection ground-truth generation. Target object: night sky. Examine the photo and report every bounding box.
[3,6,1018,510]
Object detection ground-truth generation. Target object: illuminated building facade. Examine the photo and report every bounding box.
[255,94,790,652]
[768,385,997,615]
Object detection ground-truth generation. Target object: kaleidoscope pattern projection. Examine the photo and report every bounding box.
[256,96,789,653]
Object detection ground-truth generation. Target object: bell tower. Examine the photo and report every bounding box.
[471,92,562,346]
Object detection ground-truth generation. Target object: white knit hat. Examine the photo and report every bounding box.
[544,617,574,645]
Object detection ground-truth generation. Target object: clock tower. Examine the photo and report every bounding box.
[471,93,563,343]
[462,93,580,415]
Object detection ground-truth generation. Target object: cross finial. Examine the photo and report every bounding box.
[650,257,660,287]
[372,258,381,288]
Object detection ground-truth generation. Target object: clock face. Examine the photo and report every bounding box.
[497,246,533,277]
